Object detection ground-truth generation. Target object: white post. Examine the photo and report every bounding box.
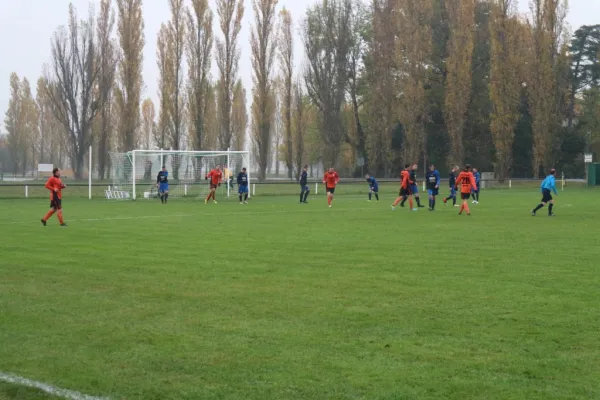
[185,184,188,196]
[509,180,512,189]
[422,181,425,192]
[226,148,231,198]
[88,145,92,199]
[132,150,136,200]
[252,183,256,196]
[160,148,164,169]
[561,172,565,191]
[246,152,252,198]
[25,185,28,198]
[315,182,318,195]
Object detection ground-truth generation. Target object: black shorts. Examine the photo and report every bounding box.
[50,197,62,210]
[327,187,335,194]
[210,184,218,190]
[461,192,470,200]
[399,188,411,197]
[541,189,552,203]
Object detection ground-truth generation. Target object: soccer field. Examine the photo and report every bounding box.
[1,189,599,400]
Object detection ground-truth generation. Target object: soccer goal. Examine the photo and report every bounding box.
[108,149,251,200]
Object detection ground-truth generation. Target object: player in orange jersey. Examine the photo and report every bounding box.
[205,165,223,204]
[455,164,478,216]
[41,168,67,227]
[322,168,339,207]
[392,164,413,211]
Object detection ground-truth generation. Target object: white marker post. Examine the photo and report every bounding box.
[89,145,92,199]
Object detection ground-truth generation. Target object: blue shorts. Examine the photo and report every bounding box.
[238,185,248,194]
[473,185,480,193]
[428,188,438,196]
[301,185,310,192]
[410,185,418,194]
[370,186,379,193]
[159,184,168,193]
[449,187,456,197]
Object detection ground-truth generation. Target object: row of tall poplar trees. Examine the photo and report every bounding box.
[3,0,600,180]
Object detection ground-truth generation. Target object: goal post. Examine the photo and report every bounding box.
[108,149,251,200]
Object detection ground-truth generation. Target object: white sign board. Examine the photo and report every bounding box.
[584,154,593,163]
[38,163,54,172]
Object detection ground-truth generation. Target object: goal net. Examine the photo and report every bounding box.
[108,150,251,200]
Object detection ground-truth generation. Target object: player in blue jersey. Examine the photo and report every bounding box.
[471,168,481,204]
[299,165,310,203]
[408,163,424,208]
[443,166,459,207]
[532,168,558,216]
[237,168,249,204]
[156,166,169,204]
[425,164,441,211]
[365,174,379,202]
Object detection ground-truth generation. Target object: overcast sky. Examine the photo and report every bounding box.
[1,0,599,131]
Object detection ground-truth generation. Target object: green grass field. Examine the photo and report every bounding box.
[1,188,599,400]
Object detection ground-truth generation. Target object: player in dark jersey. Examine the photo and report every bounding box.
[404,163,424,209]
[471,168,481,204]
[365,174,379,202]
[237,168,249,204]
[156,166,169,204]
[425,164,441,211]
[299,165,310,203]
[443,166,459,207]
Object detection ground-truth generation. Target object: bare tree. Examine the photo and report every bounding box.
[36,78,68,167]
[489,0,525,181]
[167,0,186,156]
[21,79,38,174]
[204,81,219,149]
[35,77,50,163]
[527,0,568,176]
[346,0,369,174]
[444,0,476,167]
[115,0,144,152]
[155,23,172,151]
[215,0,244,149]
[232,79,248,150]
[278,7,293,178]
[366,0,396,176]
[396,0,432,165]
[97,0,118,179]
[186,0,213,150]
[303,0,353,167]
[269,79,283,176]
[293,79,306,180]
[141,98,156,149]
[5,75,37,175]
[45,5,108,179]
[4,73,24,174]
[250,0,278,181]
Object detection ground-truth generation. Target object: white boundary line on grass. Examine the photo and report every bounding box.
[0,372,110,400]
